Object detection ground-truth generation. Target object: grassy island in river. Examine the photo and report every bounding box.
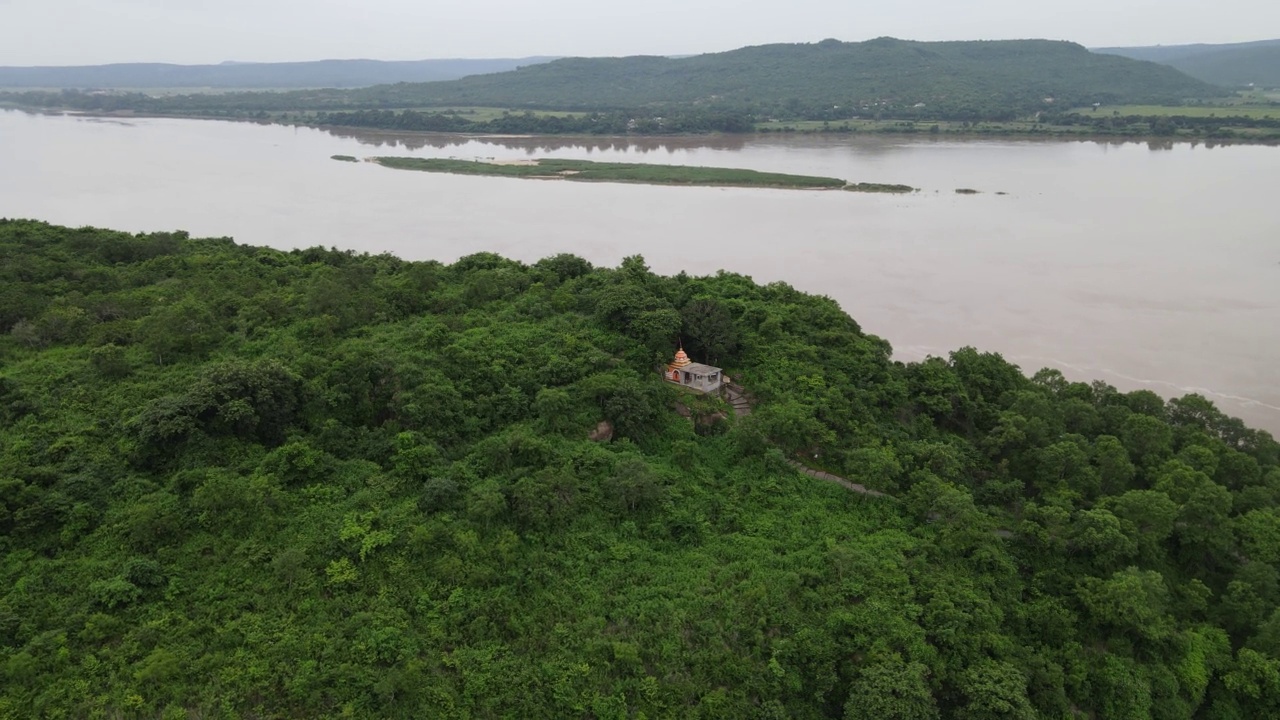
[365,156,916,192]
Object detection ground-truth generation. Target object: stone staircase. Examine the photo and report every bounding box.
[783,459,889,498]
[723,384,753,417]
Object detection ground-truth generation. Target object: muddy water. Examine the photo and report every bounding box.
[2,111,1278,433]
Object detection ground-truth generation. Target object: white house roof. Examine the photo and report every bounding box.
[680,363,721,375]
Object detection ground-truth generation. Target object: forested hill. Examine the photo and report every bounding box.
[1094,40,1280,88]
[0,38,1228,123]
[0,57,558,90]
[346,37,1226,116]
[4,219,1280,718]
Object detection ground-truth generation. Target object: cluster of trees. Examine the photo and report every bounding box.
[312,108,756,135]
[0,88,354,116]
[1044,110,1280,139]
[2,220,1279,718]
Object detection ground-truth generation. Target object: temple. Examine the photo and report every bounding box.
[663,347,724,394]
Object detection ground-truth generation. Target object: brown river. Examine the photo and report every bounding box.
[2,110,1278,434]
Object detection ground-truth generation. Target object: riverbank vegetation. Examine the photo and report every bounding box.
[310,103,1280,142]
[1051,108,1280,140]
[1071,104,1280,119]
[368,157,856,189]
[3,219,1280,718]
[755,111,1280,142]
[9,93,1277,144]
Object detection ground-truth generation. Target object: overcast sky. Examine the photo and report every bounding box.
[1,0,1275,66]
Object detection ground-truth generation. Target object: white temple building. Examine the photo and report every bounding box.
[663,347,723,394]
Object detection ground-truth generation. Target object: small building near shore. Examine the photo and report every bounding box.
[663,347,724,394]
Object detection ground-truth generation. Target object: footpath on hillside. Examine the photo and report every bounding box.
[723,384,888,499]
[723,384,1019,539]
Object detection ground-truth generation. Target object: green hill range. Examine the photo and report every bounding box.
[3,219,1280,717]
[349,37,1224,116]
[2,37,1228,124]
[1095,40,1280,89]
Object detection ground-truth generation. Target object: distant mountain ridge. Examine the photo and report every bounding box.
[0,38,1230,124]
[0,57,559,89]
[1094,40,1280,88]
[339,37,1226,117]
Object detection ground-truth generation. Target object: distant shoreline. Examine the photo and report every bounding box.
[307,118,1280,147]
[5,107,1278,146]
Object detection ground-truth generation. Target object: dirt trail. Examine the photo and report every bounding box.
[724,383,886,498]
